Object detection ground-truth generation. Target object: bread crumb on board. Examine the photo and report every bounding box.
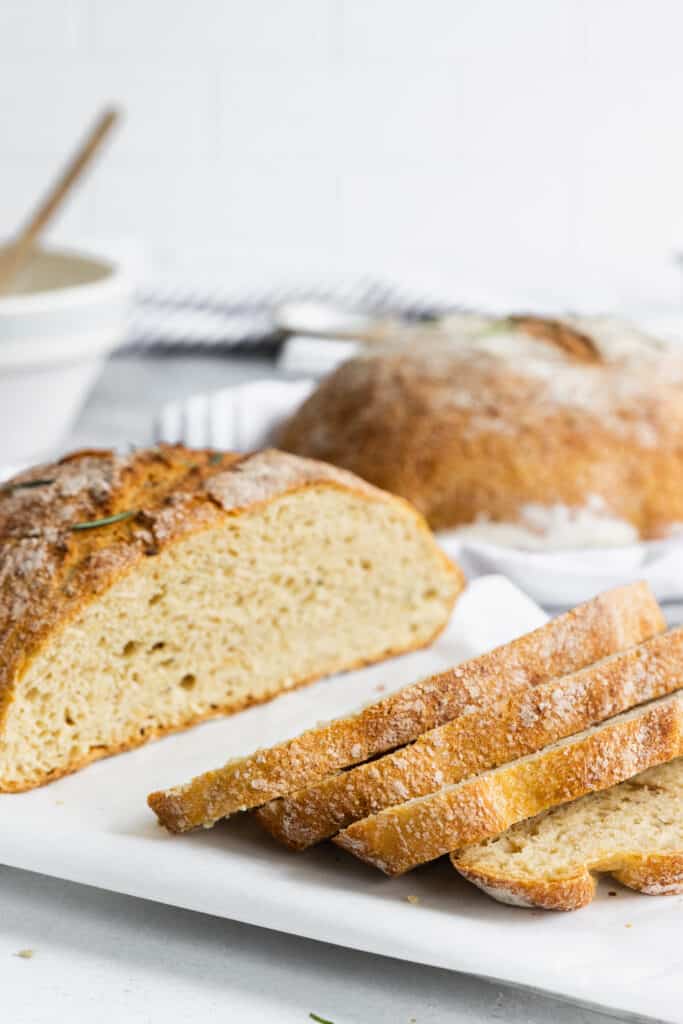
[406,894,420,905]
[15,949,35,959]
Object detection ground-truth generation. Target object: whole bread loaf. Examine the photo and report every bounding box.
[0,445,461,792]
[278,314,683,540]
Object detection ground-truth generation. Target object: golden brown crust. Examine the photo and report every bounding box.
[612,853,683,895]
[149,582,663,832]
[451,863,598,911]
[334,693,683,876]
[277,318,683,535]
[256,627,683,849]
[453,854,683,911]
[453,830,683,910]
[0,445,460,791]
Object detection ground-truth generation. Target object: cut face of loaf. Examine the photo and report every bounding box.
[334,691,683,876]
[148,582,663,832]
[256,627,683,849]
[453,758,683,910]
[0,446,462,792]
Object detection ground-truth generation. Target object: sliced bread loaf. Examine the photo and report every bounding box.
[334,691,683,875]
[257,628,683,849]
[148,582,662,831]
[452,758,683,910]
[0,445,461,791]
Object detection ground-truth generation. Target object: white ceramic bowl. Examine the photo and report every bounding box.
[0,246,131,464]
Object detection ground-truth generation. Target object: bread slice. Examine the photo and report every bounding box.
[257,628,683,849]
[452,758,683,910]
[334,691,683,875]
[148,582,662,832]
[0,445,461,792]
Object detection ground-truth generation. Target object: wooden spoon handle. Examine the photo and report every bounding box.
[0,107,120,295]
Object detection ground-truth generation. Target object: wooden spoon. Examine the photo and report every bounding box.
[0,107,120,297]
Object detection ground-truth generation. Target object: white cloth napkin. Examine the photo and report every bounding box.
[157,379,315,451]
[155,377,683,612]
[277,336,360,377]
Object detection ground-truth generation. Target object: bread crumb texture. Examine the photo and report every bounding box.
[335,693,683,875]
[255,623,680,850]
[0,446,460,792]
[453,757,683,910]
[150,583,661,832]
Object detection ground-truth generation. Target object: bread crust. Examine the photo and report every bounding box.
[452,854,683,911]
[452,864,598,911]
[277,319,683,536]
[0,446,461,792]
[612,852,683,895]
[334,693,683,876]
[148,582,662,832]
[450,790,683,913]
[257,627,683,849]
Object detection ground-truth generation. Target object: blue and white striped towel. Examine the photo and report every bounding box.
[124,278,454,354]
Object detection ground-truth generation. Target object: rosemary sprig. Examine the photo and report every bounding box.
[209,452,224,465]
[480,316,515,337]
[309,1015,335,1024]
[1,478,55,494]
[70,509,137,532]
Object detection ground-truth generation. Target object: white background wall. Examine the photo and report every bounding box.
[3,0,683,310]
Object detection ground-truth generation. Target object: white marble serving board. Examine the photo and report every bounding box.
[0,576,680,1024]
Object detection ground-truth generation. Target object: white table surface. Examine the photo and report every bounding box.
[1,865,621,1024]
[0,353,658,1024]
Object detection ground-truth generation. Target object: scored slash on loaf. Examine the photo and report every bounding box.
[334,692,683,876]
[256,627,683,849]
[148,582,662,832]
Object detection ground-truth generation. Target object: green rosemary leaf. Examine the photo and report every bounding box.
[481,316,514,337]
[1,478,55,493]
[309,1014,335,1024]
[70,509,137,532]
[209,452,224,465]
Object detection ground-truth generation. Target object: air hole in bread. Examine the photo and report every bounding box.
[121,641,139,658]
[179,674,196,691]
